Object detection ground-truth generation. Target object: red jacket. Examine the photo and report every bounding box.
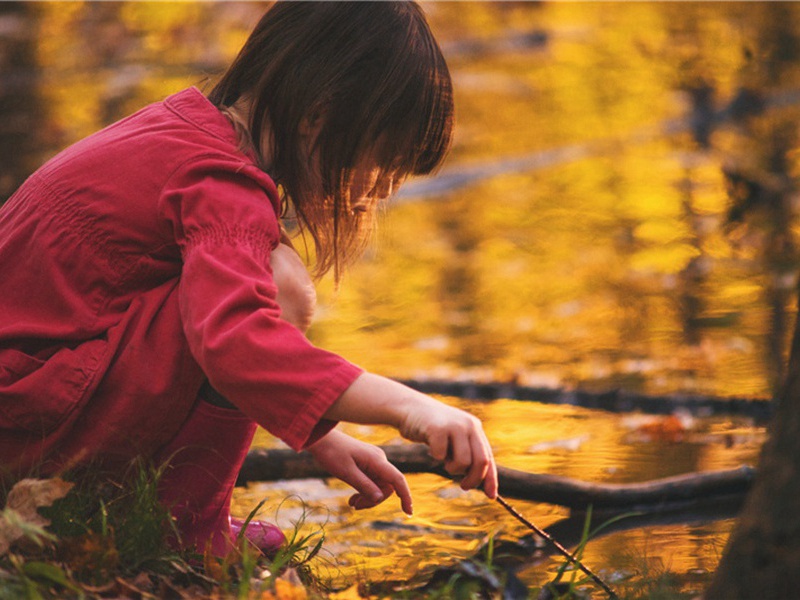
[0,87,361,476]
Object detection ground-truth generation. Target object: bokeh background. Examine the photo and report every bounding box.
[2,1,798,593]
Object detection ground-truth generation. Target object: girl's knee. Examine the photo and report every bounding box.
[269,243,316,332]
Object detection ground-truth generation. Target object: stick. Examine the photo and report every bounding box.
[495,495,618,600]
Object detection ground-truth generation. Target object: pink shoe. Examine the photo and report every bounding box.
[229,517,286,556]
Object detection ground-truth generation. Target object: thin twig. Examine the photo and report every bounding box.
[495,495,618,600]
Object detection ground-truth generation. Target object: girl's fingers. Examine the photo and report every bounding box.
[422,408,498,499]
[477,432,498,499]
[347,456,414,515]
[349,492,384,510]
[444,432,473,476]
[364,458,413,515]
[351,484,401,510]
[456,432,489,491]
[441,428,497,498]
[483,457,499,499]
[385,465,413,515]
[345,464,386,505]
[427,431,449,462]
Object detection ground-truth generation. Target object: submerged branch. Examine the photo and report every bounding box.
[238,443,756,515]
[400,379,772,423]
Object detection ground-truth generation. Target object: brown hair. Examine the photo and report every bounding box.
[208,1,454,281]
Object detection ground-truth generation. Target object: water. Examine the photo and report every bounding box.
[2,1,796,592]
[233,399,763,592]
[312,2,800,400]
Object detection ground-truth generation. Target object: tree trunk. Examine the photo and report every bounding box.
[706,302,800,599]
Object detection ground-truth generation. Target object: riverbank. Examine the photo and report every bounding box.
[0,471,706,599]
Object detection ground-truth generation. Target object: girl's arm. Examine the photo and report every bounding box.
[269,245,416,513]
[270,240,497,499]
[323,373,498,499]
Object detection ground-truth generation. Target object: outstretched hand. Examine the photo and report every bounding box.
[398,395,498,499]
[308,429,413,515]
[325,373,499,500]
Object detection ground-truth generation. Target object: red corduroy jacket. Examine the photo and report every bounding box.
[0,87,361,476]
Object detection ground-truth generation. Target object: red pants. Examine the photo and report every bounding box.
[153,398,257,555]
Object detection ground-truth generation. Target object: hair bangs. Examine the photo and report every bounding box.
[366,7,454,179]
[208,1,453,281]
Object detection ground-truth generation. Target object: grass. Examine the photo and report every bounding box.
[0,467,716,599]
[0,463,332,599]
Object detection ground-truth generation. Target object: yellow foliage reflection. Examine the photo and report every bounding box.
[10,0,798,592]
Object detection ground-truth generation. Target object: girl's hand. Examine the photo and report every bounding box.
[325,373,499,500]
[398,395,498,499]
[308,429,413,515]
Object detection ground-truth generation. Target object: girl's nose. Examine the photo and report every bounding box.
[375,176,393,200]
[376,173,401,200]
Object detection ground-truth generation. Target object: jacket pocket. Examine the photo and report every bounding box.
[0,349,45,380]
[0,341,105,434]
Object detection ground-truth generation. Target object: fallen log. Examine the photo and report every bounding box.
[400,379,773,423]
[238,443,756,515]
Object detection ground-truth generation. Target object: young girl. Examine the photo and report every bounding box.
[0,1,497,556]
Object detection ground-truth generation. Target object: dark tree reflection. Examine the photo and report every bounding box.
[0,3,41,204]
[721,3,800,395]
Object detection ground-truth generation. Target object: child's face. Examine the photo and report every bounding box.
[302,119,402,214]
[347,163,402,215]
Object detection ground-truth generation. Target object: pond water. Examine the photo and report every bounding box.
[234,399,764,593]
[3,1,799,594]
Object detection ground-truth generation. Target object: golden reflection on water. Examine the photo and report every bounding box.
[5,0,797,591]
[235,398,764,588]
[11,3,799,399]
[308,1,800,399]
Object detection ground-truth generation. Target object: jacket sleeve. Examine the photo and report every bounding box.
[160,154,363,450]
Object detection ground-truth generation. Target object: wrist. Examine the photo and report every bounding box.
[324,372,423,430]
[307,428,342,455]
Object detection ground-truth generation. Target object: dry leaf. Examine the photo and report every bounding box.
[59,530,119,578]
[0,478,73,555]
[6,478,74,525]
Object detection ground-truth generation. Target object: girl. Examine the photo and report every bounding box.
[0,1,497,556]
